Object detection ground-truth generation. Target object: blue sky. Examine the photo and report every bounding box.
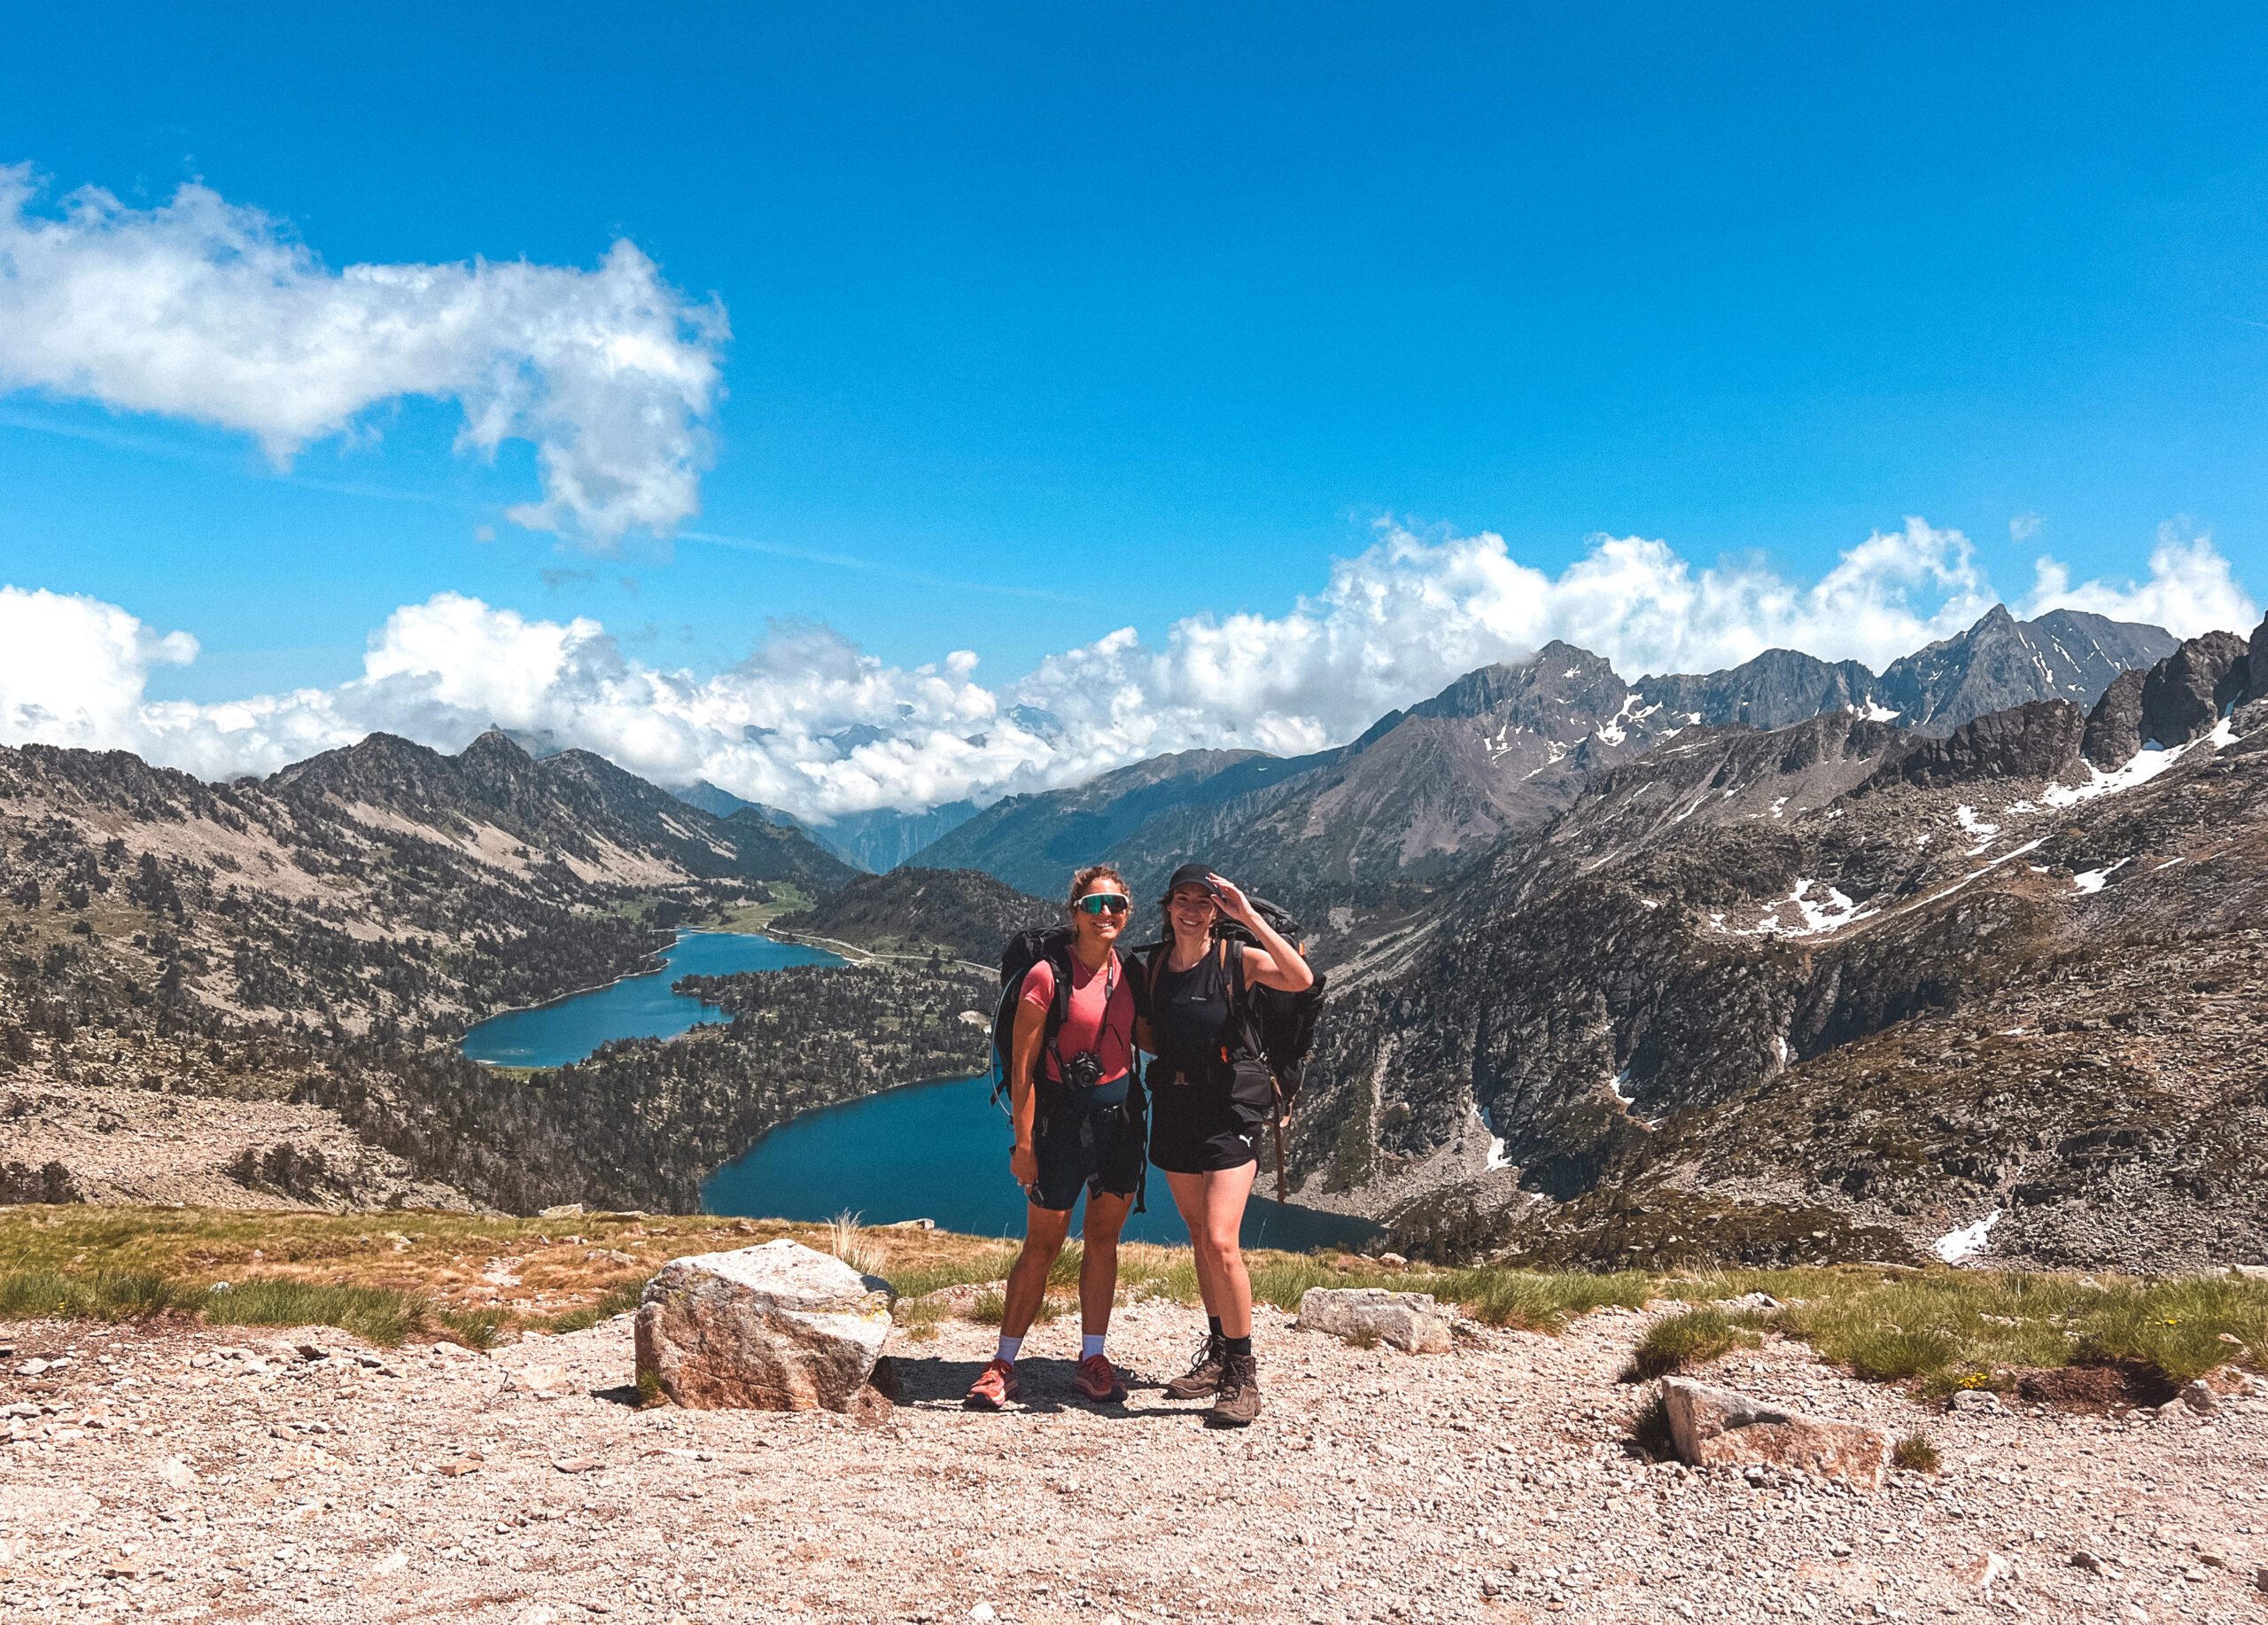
[0,4,2264,813]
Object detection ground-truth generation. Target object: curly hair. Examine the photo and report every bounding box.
[1065,863,1129,911]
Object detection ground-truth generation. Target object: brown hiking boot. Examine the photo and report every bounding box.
[1162,1332,1226,1401]
[1207,1350,1261,1427]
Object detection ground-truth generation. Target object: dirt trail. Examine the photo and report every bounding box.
[4,1301,2264,1623]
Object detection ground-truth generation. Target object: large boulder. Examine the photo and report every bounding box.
[633,1240,895,1411]
[1659,1377,1889,1490]
[1295,1287,1453,1354]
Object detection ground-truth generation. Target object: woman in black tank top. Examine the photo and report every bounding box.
[1144,863,1314,1427]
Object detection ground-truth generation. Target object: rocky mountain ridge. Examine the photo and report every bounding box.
[0,727,856,1208]
[912,607,2178,938]
[1289,615,2268,1273]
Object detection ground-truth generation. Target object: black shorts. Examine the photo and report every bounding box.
[1147,1061,1273,1176]
[1028,1083,1146,1214]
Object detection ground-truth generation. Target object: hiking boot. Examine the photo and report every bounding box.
[1072,1352,1127,1403]
[1208,1350,1261,1427]
[1162,1332,1226,1400]
[963,1358,1020,1410]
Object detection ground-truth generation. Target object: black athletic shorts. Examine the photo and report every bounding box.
[1027,1079,1146,1213]
[1147,1060,1272,1176]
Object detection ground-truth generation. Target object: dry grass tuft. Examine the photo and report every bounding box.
[1891,1431,1941,1473]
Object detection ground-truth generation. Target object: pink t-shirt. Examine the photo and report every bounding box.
[1020,952,1137,1084]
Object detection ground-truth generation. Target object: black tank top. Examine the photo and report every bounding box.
[1149,943,1238,1075]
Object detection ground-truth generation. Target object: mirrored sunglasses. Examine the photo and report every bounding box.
[1076,893,1131,915]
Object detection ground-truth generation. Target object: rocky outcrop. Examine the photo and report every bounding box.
[2139,632,2251,751]
[1659,1377,1889,1489]
[2082,669,2147,769]
[1867,700,2084,790]
[633,1240,895,1411]
[1295,1287,1454,1353]
[2252,615,2268,708]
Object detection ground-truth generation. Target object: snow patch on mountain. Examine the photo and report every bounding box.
[1934,1209,2002,1263]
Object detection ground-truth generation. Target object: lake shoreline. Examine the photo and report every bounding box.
[459,930,844,1069]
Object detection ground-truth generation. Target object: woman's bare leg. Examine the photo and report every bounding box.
[1000,1200,1070,1338]
[1079,1192,1130,1335]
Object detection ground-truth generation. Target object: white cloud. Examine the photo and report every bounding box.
[1014,517,2000,757]
[1,521,2255,820]
[2008,512,2044,541]
[0,165,725,540]
[0,587,198,748]
[2020,527,2259,639]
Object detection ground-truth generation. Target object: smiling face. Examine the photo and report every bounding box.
[1166,882,1217,938]
[1071,875,1130,949]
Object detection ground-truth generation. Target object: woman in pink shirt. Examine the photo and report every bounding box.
[964,863,1146,1410]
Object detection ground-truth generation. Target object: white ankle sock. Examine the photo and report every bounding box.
[1082,1333,1107,1360]
[994,1334,1023,1364]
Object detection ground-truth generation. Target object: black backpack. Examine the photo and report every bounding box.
[1212,896,1327,1111]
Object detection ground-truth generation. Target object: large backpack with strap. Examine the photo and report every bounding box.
[1209,895,1328,1111]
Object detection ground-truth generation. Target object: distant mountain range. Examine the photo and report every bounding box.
[1295,613,2268,1272]
[670,780,976,875]
[905,607,2178,930]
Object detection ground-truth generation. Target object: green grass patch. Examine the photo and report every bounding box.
[1433,1267,1653,1332]
[541,1281,645,1334]
[199,1278,430,1345]
[1768,1270,2268,1388]
[0,1265,463,1348]
[435,1306,505,1350]
[1621,1307,1761,1381]
[878,1243,1018,1299]
[893,1297,945,1341]
[0,1268,187,1321]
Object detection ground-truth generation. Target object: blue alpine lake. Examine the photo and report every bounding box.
[464,929,1381,1250]
[459,930,844,1067]
[702,1072,1385,1251]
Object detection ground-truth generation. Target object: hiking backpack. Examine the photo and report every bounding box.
[1212,895,1327,1111]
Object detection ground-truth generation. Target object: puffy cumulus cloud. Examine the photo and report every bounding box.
[1014,517,2000,754]
[0,165,725,540]
[0,587,198,748]
[2020,527,2259,639]
[3,522,2256,820]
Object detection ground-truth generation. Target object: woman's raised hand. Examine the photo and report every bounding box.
[1208,873,1257,928]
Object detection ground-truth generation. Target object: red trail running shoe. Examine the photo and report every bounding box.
[1073,1352,1127,1403]
[963,1358,1021,1410]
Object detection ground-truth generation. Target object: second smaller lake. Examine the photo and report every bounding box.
[461,931,843,1068]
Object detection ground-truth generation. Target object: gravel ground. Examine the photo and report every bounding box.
[4,1300,2266,1623]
